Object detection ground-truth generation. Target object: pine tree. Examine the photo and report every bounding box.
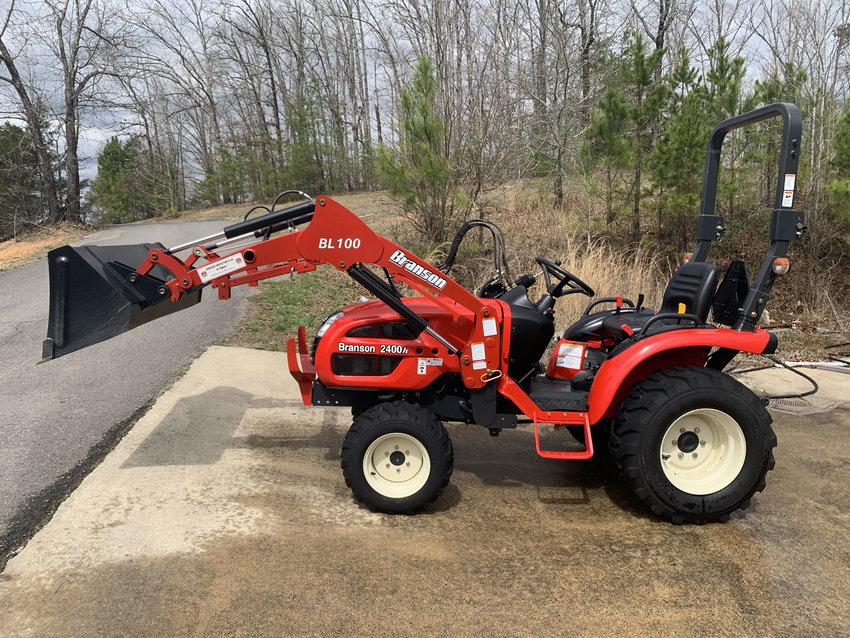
[582,88,631,228]
[91,137,156,223]
[828,103,850,245]
[650,49,711,251]
[621,34,667,242]
[378,57,467,246]
[283,94,327,195]
[704,38,757,225]
[0,122,43,239]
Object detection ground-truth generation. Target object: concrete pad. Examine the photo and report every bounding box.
[1,346,849,637]
[735,365,848,413]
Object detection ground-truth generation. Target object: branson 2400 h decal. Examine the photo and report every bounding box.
[338,342,410,354]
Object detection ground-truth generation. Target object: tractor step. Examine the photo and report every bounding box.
[533,412,594,459]
[528,377,589,412]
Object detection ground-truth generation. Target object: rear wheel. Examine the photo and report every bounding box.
[610,366,776,524]
[341,401,453,513]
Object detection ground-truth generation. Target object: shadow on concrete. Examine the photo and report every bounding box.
[236,416,343,462]
[450,423,616,490]
[121,388,638,518]
[122,388,340,467]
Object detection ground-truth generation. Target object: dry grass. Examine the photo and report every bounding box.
[435,197,670,330]
[0,223,92,272]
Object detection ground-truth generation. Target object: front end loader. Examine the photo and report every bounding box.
[44,103,806,524]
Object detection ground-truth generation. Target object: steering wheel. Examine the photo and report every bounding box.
[535,257,595,298]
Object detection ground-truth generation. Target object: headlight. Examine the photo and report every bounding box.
[316,310,344,338]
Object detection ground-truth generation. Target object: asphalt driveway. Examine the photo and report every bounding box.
[0,221,249,563]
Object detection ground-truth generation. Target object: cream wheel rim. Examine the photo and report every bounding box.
[363,433,431,498]
[660,408,747,495]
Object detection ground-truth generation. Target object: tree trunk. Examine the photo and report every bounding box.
[64,85,82,222]
[579,0,597,124]
[554,148,564,206]
[0,38,61,223]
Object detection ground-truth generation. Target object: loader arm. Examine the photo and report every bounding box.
[44,197,504,390]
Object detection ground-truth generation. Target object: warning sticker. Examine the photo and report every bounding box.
[784,174,796,191]
[782,191,794,208]
[482,317,498,337]
[472,361,486,370]
[417,358,444,374]
[556,343,584,369]
[471,342,486,361]
[782,174,796,208]
[198,252,246,283]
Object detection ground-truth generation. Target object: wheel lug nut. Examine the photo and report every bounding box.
[672,440,678,446]
[385,451,389,457]
[701,440,706,446]
[396,468,401,473]
[394,445,399,450]
[679,428,686,433]
[406,461,410,466]
[678,452,684,459]
[694,428,700,434]
[405,450,410,454]
[692,452,698,459]
[386,463,390,468]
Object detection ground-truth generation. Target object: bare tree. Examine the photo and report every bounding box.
[559,0,600,122]
[46,0,124,221]
[0,1,61,222]
[632,0,674,83]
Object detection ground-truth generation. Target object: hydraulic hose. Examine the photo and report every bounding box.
[440,219,513,287]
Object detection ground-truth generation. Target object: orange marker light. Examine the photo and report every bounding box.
[772,257,790,275]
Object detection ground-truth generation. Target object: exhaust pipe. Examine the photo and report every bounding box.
[42,243,202,360]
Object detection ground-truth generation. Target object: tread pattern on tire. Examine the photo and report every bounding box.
[610,366,776,524]
[341,400,453,514]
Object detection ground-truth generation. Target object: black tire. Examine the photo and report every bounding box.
[610,366,776,524]
[341,401,453,514]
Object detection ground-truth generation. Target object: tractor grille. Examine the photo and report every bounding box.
[346,321,421,339]
[331,354,402,376]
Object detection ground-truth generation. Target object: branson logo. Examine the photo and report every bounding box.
[338,342,376,353]
[388,249,447,290]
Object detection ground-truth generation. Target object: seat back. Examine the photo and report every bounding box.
[563,261,720,344]
[659,261,719,322]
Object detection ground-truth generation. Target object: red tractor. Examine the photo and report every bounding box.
[44,104,806,523]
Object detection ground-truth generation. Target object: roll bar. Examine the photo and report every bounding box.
[691,102,806,330]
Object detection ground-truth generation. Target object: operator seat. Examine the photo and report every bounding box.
[564,261,719,343]
[599,261,719,340]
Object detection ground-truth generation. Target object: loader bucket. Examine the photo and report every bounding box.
[42,243,202,360]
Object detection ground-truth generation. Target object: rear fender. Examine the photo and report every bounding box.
[586,328,775,423]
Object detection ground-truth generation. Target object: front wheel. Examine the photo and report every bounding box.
[341,401,453,514]
[610,366,776,524]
